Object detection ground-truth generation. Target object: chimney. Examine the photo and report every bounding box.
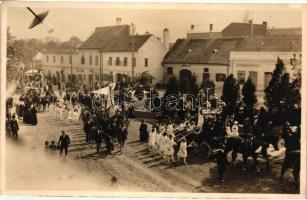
[116,17,122,25]
[249,19,253,37]
[163,28,169,50]
[209,24,213,32]
[191,25,195,31]
[145,31,149,35]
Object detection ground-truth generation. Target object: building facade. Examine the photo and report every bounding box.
[230,34,301,91]
[41,21,168,88]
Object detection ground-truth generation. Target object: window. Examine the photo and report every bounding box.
[264,72,272,88]
[95,55,99,66]
[46,56,49,62]
[69,56,72,64]
[237,71,245,84]
[89,55,93,65]
[123,57,128,66]
[78,74,83,82]
[95,75,99,81]
[108,57,113,65]
[115,57,121,66]
[204,68,209,73]
[249,71,258,86]
[81,55,85,64]
[61,56,64,63]
[132,57,136,67]
[145,58,149,67]
[53,56,56,63]
[167,67,173,75]
[216,73,226,82]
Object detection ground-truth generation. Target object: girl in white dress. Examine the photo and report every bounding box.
[160,132,168,159]
[177,138,188,164]
[73,107,79,124]
[166,135,176,163]
[67,107,73,122]
[155,130,163,155]
[148,128,156,151]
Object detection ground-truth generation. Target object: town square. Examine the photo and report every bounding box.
[3,3,302,195]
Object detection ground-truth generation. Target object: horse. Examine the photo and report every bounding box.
[224,134,279,171]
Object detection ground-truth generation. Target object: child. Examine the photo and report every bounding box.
[166,135,176,163]
[49,140,58,152]
[177,138,188,165]
[212,147,228,182]
[148,127,156,151]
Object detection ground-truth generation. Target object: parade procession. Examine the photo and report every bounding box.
[3,3,303,195]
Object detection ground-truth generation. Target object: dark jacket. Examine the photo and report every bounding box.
[58,134,70,147]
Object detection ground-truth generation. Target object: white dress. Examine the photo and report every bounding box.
[67,109,73,121]
[177,141,187,158]
[149,131,156,147]
[166,138,175,156]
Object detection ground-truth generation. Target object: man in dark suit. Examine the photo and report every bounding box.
[10,115,19,139]
[139,120,148,142]
[57,130,70,156]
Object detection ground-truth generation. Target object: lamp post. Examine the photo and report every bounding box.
[99,51,103,87]
[70,41,74,89]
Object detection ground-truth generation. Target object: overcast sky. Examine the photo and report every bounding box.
[6,3,302,42]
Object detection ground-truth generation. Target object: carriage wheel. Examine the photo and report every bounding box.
[199,141,212,159]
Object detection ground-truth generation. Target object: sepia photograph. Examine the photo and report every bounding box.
[1,2,305,197]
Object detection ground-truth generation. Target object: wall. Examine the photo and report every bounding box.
[41,35,167,87]
[230,51,301,91]
[163,63,228,94]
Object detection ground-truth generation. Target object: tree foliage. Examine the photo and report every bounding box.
[242,77,257,108]
[264,58,285,111]
[221,74,240,115]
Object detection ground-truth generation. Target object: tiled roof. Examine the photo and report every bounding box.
[267,28,301,36]
[42,48,78,54]
[234,35,301,52]
[222,22,267,37]
[78,25,151,52]
[162,37,245,65]
[102,35,151,52]
[78,25,130,49]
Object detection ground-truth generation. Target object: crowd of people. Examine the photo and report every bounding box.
[6,73,301,186]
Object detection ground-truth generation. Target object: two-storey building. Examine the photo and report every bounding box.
[41,20,168,88]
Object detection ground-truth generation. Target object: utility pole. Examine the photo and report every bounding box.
[31,48,34,77]
[70,41,73,87]
[99,51,103,86]
[131,23,135,82]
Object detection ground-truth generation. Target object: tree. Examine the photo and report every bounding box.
[242,77,257,109]
[7,28,23,83]
[264,58,301,124]
[264,58,285,112]
[163,77,179,117]
[136,71,154,90]
[221,74,240,115]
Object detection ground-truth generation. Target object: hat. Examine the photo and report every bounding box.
[234,121,238,125]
